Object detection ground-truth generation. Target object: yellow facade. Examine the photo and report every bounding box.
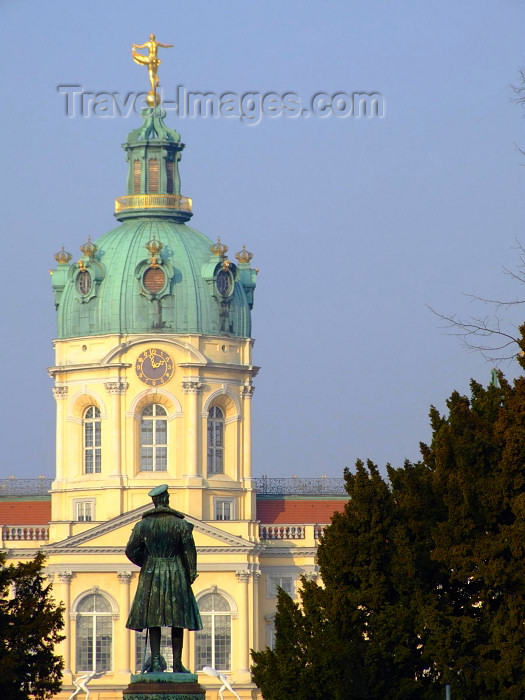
[0,327,323,699]
[1,60,328,698]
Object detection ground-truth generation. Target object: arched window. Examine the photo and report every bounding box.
[207,406,224,475]
[140,404,167,471]
[75,593,112,672]
[195,592,232,671]
[83,406,101,474]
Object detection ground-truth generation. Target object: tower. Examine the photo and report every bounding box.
[49,103,258,533]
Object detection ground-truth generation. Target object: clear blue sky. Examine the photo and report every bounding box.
[1,1,524,479]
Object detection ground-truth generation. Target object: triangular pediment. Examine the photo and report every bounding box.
[43,504,256,554]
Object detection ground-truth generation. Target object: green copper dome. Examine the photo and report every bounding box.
[51,107,256,339]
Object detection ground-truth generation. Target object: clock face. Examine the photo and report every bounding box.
[216,269,232,297]
[135,348,174,386]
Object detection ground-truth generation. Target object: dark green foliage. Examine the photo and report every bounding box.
[251,370,525,699]
[0,551,64,699]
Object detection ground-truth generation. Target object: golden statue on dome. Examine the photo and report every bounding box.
[132,34,173,106]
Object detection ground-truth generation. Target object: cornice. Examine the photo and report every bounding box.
[48,362,131,378]
[259,547,318,558]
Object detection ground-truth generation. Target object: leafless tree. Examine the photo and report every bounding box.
[429,71,525,365]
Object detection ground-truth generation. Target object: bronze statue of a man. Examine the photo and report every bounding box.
[125,484,202,673]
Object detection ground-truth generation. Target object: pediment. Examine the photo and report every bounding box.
[43,504,255,555]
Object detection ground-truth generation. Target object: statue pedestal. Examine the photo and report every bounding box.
[123,672,206,699]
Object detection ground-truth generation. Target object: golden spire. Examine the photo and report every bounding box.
[132,33,173,107]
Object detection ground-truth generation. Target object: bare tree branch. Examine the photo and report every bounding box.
[427,305,521,363]
[428,73,525,365]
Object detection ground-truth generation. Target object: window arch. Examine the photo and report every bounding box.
[83,406,101,474]
[207,406,224,475]
[140,403,167,471]
[195,591,232,671]
[75,592,112,672]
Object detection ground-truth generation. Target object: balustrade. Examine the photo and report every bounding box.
[2,525,49,541]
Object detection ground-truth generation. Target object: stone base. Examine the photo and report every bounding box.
[123,671,206,699]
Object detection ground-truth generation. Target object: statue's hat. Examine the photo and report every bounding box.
[148,483,169,497]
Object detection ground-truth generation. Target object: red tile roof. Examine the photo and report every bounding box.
[0,501,51,525]
[0,497,347,526]
[256,499,347,524]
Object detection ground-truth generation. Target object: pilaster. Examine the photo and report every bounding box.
[57,572,74,676]
[117,571,133,674]
[182,378,203,477]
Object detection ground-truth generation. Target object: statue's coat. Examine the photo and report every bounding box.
[125,506,202,631]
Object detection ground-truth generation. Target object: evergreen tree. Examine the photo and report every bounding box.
[0,551,65,699]
[252,369,525,699]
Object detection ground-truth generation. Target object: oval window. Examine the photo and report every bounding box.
[77,270,92,296]
[143,266,166,294]
[216,270,231,297]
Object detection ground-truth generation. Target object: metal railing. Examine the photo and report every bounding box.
[254,476,347,496]
[0,478,52,496]
[114,194,192,213]
[0,477,346,497]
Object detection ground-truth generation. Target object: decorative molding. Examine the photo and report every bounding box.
[241,380,255,399]
[182,378,203,394]
[44,545,259,556]
[127,387,182,417]
[202,387,241,416]
[102,336,208,365]
[105,381,129,394]
[117,571,133,584]
[259,547,319,558]
[57,571,74,583]
[235,570,251,583]
[52,386,68,399]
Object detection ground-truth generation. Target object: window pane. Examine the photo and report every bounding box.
[93,594,111,613]
[94,421,101,447]
[214,615,231,670]
[195,624,212,670]
[155,447,167,471]
[84,406,101,474]
[198,594,213,612]
[141,420,153,442]
[95,616,112,671]
[155,419,167,442]
[76,616,93,670]
[141,447,153,471]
